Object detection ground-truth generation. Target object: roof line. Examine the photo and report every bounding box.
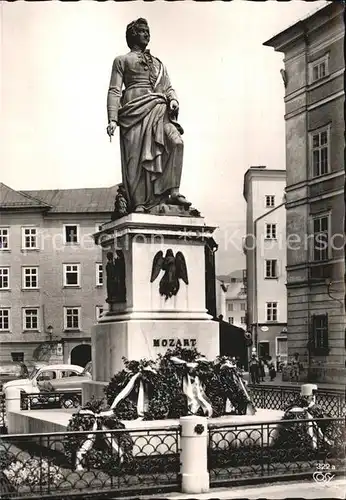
[0,182,52,209]
[17,189,52,208]
[243,168,286,201]
[263,2,338,48]
[22,185,118,193]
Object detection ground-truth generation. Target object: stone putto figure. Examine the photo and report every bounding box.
[106,251,126,304]
[111,184,129,220]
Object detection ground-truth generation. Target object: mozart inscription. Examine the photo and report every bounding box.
[153,338,197,348]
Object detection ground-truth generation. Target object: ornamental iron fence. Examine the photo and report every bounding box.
[248,385,346,417]
[20,391,82,411]
[0,393,6,434]
[208,416,345,487]
[0,425,181,499]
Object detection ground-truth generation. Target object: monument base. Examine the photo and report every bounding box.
[92,318,219,383]
[7,408,284,453]
[92,213,220,385]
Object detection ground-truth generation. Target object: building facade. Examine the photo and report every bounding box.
[0,183,117,367]
[243,167,288,364]
[216,270,247,330]
[264,2,345,382]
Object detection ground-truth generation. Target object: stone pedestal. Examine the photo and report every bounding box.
[87,213,219,389]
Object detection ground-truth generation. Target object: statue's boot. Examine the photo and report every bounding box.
[134,205,146,213]
[169,193,192,208]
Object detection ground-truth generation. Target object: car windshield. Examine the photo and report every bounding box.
[82,362,92,376]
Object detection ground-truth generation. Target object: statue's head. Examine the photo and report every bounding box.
[107,251,113,261]
[126,18,150,49]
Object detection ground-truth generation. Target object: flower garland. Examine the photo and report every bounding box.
[214,356,256,416]
[105,358,159,420]
[64,398,133,471]
[3,458,63,488]
[164,348,213,417]
[274,396,335,452]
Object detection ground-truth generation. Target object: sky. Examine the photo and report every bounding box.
[0,0,328,274]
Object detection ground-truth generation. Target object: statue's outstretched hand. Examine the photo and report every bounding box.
[107,121,117,141]
[170,100,179,113]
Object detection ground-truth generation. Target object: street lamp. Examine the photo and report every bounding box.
[47,325,54,342]
[46,325,63,356]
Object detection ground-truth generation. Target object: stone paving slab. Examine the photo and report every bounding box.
[141,478,346,499]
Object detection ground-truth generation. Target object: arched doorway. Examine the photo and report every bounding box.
[70,344,91,368]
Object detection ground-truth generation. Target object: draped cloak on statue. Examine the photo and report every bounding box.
[107,49,184,211]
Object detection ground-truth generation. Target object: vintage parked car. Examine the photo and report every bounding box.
[0,362,29,391]
[2,364,84,393]
[42,361,92,392]
[3,364,85,409]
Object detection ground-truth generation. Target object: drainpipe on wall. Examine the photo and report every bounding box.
[303,27,312,380]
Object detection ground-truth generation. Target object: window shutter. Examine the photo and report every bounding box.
[310,314,316,349]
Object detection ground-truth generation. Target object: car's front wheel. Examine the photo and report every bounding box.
[60,395,81,409]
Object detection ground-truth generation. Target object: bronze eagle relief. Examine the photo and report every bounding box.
[150,249,189,300]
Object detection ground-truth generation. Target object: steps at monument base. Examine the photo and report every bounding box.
[8,408,284,456]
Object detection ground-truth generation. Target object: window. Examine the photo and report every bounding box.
[265,260,278,279]
[241,316,246,324]
[22,267,39,289]
[265,223,277,239]
[227,303,234,312]
[265,195,275,208]
[0,309,10,331]
[23,308,39,331]
[63,264,80,287]
[311,314,329,353]
[313,215,329,261]
[0,268,10,289]
[96,306,104,320]
[266,302,278,322]
[22,227,38,249]
[37,370,56,382]
[64,307,81,330]
[276,337,288,356]
[240,303,246,311]
[11,352,24,362]
[228,317,234,324]
[96,263,103,286]
[64,224,79,244]
[0,228,9,249]
[311,127,329,177]
[310,54,329,83]
[61,370,80,378]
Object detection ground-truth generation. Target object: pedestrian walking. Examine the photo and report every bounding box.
[249,355,260,384]
[290,353,300,382]
[268,360,276,381]
[276,355,281,372]
[258,357,266,382]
